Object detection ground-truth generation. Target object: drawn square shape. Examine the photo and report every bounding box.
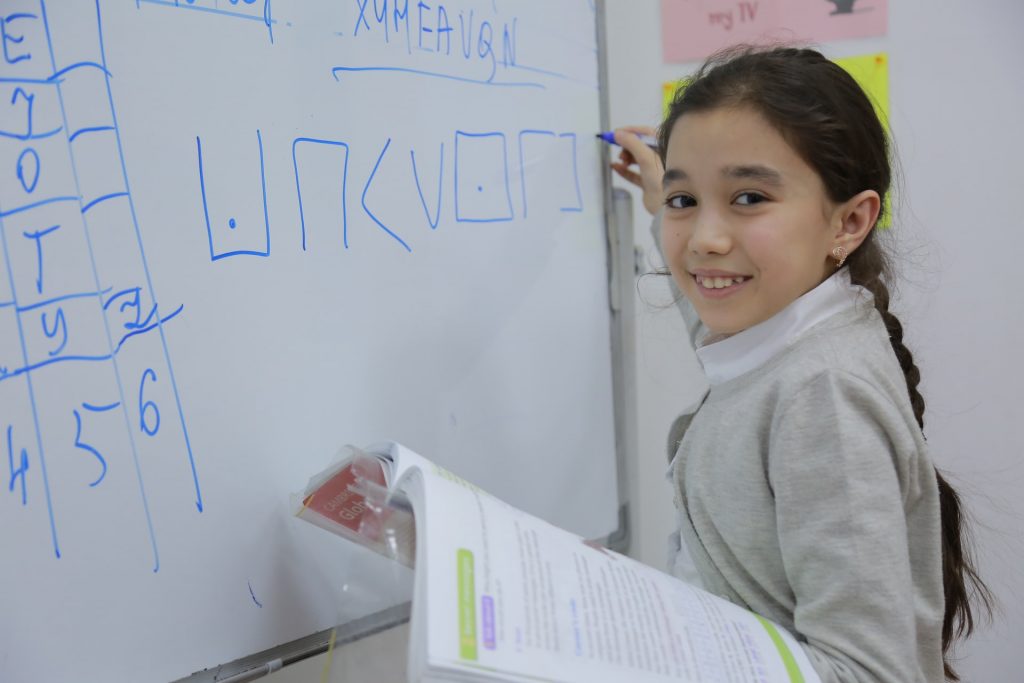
[70,127,128,215]
[43,1,104,73]
[517,130,583,220]
[454,131,513,223]
[55,65,115,145]
[292,137,349,251]
[197,130,270,260]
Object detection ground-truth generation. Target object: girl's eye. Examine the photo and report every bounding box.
[665,194,696,209]
[734,192,768,206]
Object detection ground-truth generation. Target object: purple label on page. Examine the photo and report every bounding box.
[481,595,495,649]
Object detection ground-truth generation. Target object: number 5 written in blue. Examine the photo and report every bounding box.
[73,401,120,487]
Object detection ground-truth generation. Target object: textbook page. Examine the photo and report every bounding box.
[397,445,820,683]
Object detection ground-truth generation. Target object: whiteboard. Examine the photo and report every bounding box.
[0,1,620,681]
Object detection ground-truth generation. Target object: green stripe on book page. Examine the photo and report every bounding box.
[457,549,477,660]
[755,615,805,683]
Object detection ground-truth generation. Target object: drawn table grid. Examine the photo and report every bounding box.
[0,0,200,571]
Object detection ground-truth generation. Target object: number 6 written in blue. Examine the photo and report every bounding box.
[139,369,160,437]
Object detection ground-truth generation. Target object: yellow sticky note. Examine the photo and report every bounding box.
[834,52,891,228]
[834,52,890,130]
[662,81,679,119]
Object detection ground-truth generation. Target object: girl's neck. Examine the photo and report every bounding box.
[695,269,868,385]
[698,271,842,348]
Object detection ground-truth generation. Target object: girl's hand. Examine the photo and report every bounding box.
[609,125,664,215]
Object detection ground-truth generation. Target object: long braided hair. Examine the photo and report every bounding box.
[658,45,992,680]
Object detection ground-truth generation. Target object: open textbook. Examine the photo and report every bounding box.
[297,442,821,683]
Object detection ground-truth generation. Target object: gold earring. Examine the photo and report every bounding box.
[831,245,848,268]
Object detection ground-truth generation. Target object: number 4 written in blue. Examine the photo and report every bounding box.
[7,425,29,505]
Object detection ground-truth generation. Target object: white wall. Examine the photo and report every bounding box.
[607,2,1024,681]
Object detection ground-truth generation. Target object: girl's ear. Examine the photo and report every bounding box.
[832,189,881,253]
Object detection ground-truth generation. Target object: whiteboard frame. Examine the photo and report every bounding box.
[171,1,638,680]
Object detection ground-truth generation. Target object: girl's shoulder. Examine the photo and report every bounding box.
[772,305,923,432]
[713,303,914,419]
[787,300,897,374]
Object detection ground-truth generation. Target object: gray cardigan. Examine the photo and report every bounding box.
[652,216,945,682]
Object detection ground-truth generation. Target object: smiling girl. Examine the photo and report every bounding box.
[613,46,990,682]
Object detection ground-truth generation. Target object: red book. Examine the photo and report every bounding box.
[296,447,415,567]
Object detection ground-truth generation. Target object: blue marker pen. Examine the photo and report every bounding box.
[596,131,659,149]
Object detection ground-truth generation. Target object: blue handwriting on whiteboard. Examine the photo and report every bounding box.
[1,12,35,65]
[40,306,68,356]
[22,224,61,293]
[454,130,513,223]
[139,368,160,437]
[362,137,412,252]
[73,402,121,487]
[1,86,62,141]
[208,127,583,259]
[197,130,271,260]
[410,142,444,230]
[6,425,30,505]
[335,4,548,89]
[292,137,350,251]
[135,0,275,43]
[0,1,202,570]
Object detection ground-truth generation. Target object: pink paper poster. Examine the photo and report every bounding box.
[661,0,888,63]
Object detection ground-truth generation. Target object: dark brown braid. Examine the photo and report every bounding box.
[846,237,992,678]
[845,239,925,428]
[839,225,991,679]
[661,45,993,680]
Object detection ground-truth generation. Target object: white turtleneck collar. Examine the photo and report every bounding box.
[695,269,870,386]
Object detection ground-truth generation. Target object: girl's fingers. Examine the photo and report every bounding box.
[610,162,642,187]
[618,124,657,137]
[611,125,665,214]
[614,130,661,171]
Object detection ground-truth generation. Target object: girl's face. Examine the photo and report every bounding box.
[661,106,839,336]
